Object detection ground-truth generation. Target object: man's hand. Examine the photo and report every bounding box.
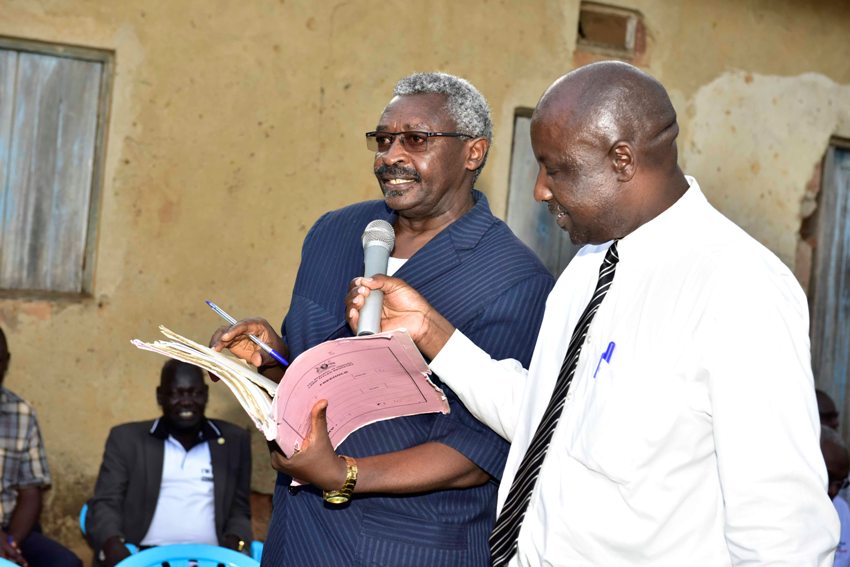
[345,275,455,359]
[101,535,131,567]
[221,533,245,553]
[209,317,288,381]
[0,531,26,566]
[268,400,348,491]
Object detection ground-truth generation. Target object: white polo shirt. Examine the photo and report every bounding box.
[141,428,218,546]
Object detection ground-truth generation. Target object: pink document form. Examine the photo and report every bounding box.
[272,330,450,457]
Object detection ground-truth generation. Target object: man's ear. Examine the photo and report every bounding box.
[610,141,635,182]
[465,138,490,173]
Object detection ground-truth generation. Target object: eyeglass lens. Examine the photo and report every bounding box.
[367,132,431,153]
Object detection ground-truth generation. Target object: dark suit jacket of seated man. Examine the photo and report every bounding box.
[87,360,252,567]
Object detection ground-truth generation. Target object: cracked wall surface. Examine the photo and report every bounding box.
[683,72,850,268]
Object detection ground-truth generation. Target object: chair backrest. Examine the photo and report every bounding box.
[0,558,18,566]
[249,540,263,562]
[115,543,259,567]
[80,499,139,555]
[79,501,88,536]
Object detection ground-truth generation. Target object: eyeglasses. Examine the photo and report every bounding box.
[365,130,473,153]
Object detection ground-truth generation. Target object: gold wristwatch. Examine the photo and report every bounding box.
[323,455,358,504]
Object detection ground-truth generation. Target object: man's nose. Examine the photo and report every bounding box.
[533,168,552,203]
[379,136,410,165]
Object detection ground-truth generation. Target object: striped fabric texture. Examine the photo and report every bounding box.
[261,191,554,567]
[0,388,51,526]
[489,241,619,566]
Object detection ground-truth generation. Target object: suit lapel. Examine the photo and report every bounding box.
[394,232,461,289]
[209,431,226,536]
[143,432,164,531]
[394,190,493,291]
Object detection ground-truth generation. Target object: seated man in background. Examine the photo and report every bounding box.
[818,389,842,431]
[0,326,82,567]
[822,427,850,567]
[87,360,252,567]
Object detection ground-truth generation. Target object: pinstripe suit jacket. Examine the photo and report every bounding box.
[263,191,553,566]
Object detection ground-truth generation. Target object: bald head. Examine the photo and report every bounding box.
[529,61,688,244]
[535,61,679,170]
[816,388,840,430]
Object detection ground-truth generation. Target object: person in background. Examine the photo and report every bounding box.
[87,360,252,566]
[822,427,850,567]
[211,72,553,566]
[0,326,81,567]
[819,389,841,431]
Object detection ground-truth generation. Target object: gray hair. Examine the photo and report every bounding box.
[393,72,492,180]
[394,72,492,141]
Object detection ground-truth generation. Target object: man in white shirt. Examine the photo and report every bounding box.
[88,361,252,566]
[347,61,839,565]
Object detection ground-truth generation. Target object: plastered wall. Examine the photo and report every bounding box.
[0,0,847,555]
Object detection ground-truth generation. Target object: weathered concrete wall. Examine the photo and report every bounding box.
[685,72,850,268]
[0,0,847,558]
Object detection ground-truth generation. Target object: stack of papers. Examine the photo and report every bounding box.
[132,327,450,457]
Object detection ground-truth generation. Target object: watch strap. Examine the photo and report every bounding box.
[323,455,358,504]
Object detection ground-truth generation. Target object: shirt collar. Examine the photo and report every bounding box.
[149,417,222,445]
[615,175,704,260]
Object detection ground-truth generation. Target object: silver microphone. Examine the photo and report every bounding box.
[357,220,395,336]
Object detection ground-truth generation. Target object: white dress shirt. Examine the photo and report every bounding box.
[431,177,838,565]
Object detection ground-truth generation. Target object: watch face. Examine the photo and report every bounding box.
[323,492,350,505]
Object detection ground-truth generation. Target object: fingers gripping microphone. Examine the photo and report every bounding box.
[357,220,395,336]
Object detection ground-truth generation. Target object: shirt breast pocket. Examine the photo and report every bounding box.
[564,361,642,485]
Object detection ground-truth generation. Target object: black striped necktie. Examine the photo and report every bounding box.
[489,241,620,566]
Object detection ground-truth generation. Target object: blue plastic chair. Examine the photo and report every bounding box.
[80,501,140,554]
[0,558,17,566]
[79,501,88,535]
[83,501,254,561]
[115,543,259,567]
[250,540,263,562]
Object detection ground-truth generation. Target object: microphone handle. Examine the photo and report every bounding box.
[357,289,384,336]
[357,244,390,336]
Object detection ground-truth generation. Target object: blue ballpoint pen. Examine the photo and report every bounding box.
[205,300,290,367]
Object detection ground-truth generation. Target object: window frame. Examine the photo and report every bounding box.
[0,36,113,299]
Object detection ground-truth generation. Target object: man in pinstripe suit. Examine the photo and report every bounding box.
[212,72,553,566]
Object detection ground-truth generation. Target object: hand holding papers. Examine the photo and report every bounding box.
[132,327,449,457]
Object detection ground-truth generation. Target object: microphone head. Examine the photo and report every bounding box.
[362,219,395,251]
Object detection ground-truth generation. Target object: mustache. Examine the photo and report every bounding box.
[374,163,421,182]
